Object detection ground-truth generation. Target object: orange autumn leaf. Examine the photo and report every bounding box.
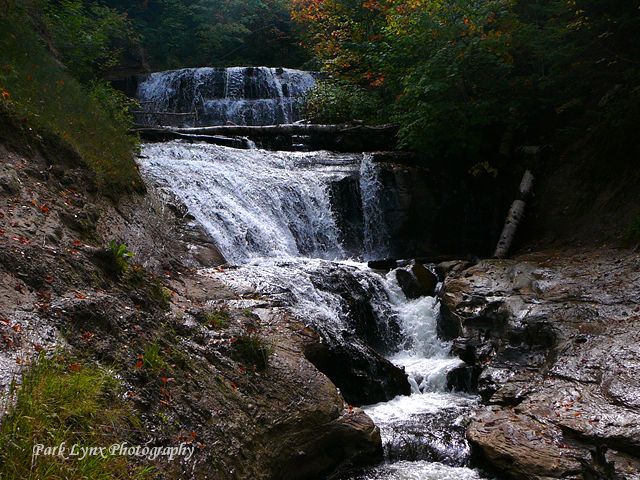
[69,363,82,373]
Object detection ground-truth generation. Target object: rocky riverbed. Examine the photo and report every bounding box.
[440,249,640,479]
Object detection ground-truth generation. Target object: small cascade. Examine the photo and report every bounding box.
[136,67,316,127]
[357,272,478,471]
[360,154,389,260]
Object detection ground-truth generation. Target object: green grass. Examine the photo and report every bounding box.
[205,309,230,329]
[141,343,168,372]
[233,334,272,371]
[0,5,141,195]
[0,354,153,480]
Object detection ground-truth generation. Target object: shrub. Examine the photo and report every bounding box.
[304,79,382,124]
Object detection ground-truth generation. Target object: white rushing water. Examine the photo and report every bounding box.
[360,154,389,260]
[136,67,316,127]
[141,142,360,264]
[139,140,486,479]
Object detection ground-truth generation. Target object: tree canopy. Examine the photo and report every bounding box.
[293,0,640,165]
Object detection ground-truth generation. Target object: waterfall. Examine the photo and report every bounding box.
[138,67,485,478]
[140,142,361,264]
[136,67,317,127]
[360,154,389,260]
[138,140,485,477]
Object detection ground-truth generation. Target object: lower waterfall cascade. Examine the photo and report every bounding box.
[138,141,489,480]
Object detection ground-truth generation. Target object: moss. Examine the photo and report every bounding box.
[0,354,153,480]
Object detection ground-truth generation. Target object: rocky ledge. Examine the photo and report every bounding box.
[440,250,640,479]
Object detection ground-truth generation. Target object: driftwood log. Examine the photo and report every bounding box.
[494,170,535,259]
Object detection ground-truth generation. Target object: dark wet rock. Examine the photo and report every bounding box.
[435,260,473,280]
[330,176,364,255]
[410,262,438,296]
[367,259,398,271]
[395,262,437,299]
[443,250,640,479]
[446,364,481,394]
[304,338,410,407]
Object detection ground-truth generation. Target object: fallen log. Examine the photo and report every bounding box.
[133,128,250,149]
[493,170,535,259]
[133,123,400,152]
[132,123,398,137]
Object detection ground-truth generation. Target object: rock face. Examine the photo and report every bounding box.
[440,250,640,479]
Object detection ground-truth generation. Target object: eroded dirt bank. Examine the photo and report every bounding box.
[440,249,640,479]
[0,144,382,479]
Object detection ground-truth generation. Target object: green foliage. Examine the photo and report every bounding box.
[101,0,309,69]
[233,334,272,371]
[109,240,134,275]
[205,309,230,330]
[0,354,152,480]
[0,3,141,194]
[40,0,136,83]
[304,79,382,124]
[293,0,640,167]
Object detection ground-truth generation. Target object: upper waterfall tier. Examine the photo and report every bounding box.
[135,67,317,127]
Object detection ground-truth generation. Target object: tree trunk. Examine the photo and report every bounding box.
[494,170,535,259]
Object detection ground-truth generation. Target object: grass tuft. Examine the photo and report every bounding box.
[205,309,230,330]
[233,334,272,371]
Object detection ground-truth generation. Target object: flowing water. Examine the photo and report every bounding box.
[138,140,487,479]
[136,67,316,127]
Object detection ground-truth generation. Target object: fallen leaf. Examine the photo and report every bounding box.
[81,331,95,341]
[11,323,22,333]
[69,363,82,372]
